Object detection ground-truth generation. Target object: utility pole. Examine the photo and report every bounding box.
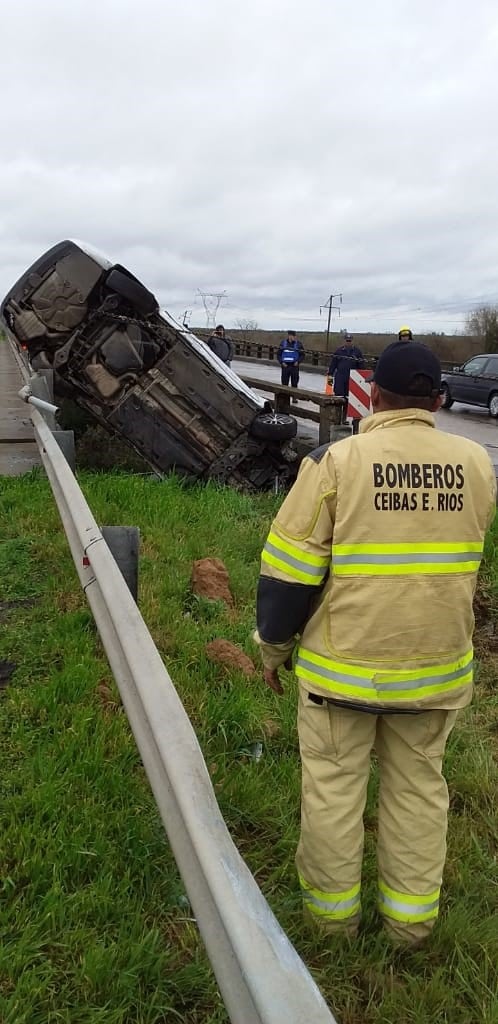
[197,289,227,329]
[320,293,342,353]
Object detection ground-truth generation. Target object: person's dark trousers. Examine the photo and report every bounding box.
[334,375,349,423]
[281,365,300,387]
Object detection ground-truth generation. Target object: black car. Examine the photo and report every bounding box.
[1,240,298,490]
[441,354,498,417]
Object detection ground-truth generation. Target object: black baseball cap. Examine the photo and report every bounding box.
[372,342,441,396]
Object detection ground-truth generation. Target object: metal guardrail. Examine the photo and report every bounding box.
[13,348,337,1024]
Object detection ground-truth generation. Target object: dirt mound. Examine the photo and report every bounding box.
[192,558,234,608]
[206,639,256,678]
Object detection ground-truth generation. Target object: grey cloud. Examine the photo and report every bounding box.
[1,0,497,333]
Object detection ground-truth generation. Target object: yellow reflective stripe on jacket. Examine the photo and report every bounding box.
[378,881,440,923]
[333,542,484,554]
[299,874,361,920]
[262,531,330,585]
[296,647,473,702]
[332,541,483,576]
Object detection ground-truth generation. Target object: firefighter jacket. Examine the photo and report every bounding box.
[256,409,496,712]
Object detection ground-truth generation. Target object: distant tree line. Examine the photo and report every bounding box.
[465,306,498,353]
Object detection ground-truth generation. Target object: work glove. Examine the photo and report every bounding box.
[253,630,296,696]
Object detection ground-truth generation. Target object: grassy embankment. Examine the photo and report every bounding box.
[1,471,497,1024]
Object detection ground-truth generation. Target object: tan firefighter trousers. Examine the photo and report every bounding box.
[295,687,458,943]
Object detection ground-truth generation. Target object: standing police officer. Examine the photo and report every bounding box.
[327,333,364,406]
[255,342,496,946]
[277,330,305,388]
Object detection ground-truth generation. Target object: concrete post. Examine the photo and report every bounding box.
[29,371,57,430]
[53,430,76,471]
[101,526,140,603]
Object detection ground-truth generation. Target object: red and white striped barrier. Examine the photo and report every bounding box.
[347,369,372,420]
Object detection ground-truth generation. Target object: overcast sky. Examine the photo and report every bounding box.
[1,0,497,334]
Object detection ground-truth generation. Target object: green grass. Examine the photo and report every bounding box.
[1,471,498,1024]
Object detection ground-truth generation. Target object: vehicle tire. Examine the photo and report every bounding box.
[105,268,159,316]
[440,383,454,409]
[488,392,498,418]
[250,411,297,441]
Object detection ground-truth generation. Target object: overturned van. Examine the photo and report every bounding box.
[1,240,298,489]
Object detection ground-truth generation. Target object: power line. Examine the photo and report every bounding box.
[343,294,498,321]
[196,289,227,329]
[319,292,342,353]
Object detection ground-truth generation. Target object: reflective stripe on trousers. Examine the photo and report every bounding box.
[299,874,361,921]
[332,541,483,576]
[296,647,473,703]
[378,880,440,923]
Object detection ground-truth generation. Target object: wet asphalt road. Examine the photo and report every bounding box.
[234,359,498,475]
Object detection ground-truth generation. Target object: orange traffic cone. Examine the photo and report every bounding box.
[324,376,334,396]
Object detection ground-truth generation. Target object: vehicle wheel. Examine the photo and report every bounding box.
[440,383,454,409]
[488,392,498,418]
[250,411,297,441]
[105,268,158,316]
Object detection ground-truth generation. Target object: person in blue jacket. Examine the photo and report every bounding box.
[277,330,305,388]
[327,333,364,400]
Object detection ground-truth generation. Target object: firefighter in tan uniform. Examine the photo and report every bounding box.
[255,342,496,945]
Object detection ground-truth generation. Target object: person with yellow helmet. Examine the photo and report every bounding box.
[398,326,413,341]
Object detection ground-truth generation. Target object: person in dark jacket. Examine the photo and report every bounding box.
[207,324,234,366]
[277,330,305,388]
[328,333,364,399]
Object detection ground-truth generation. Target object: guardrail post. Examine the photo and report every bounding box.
[52,430,76,471]
[275,391,291,415]
[319,399,351,444]
[29,371,57,430]
[318,405,332,445]
[27,372,76,470]
[331,423,353,441]
[101,526,140,602]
